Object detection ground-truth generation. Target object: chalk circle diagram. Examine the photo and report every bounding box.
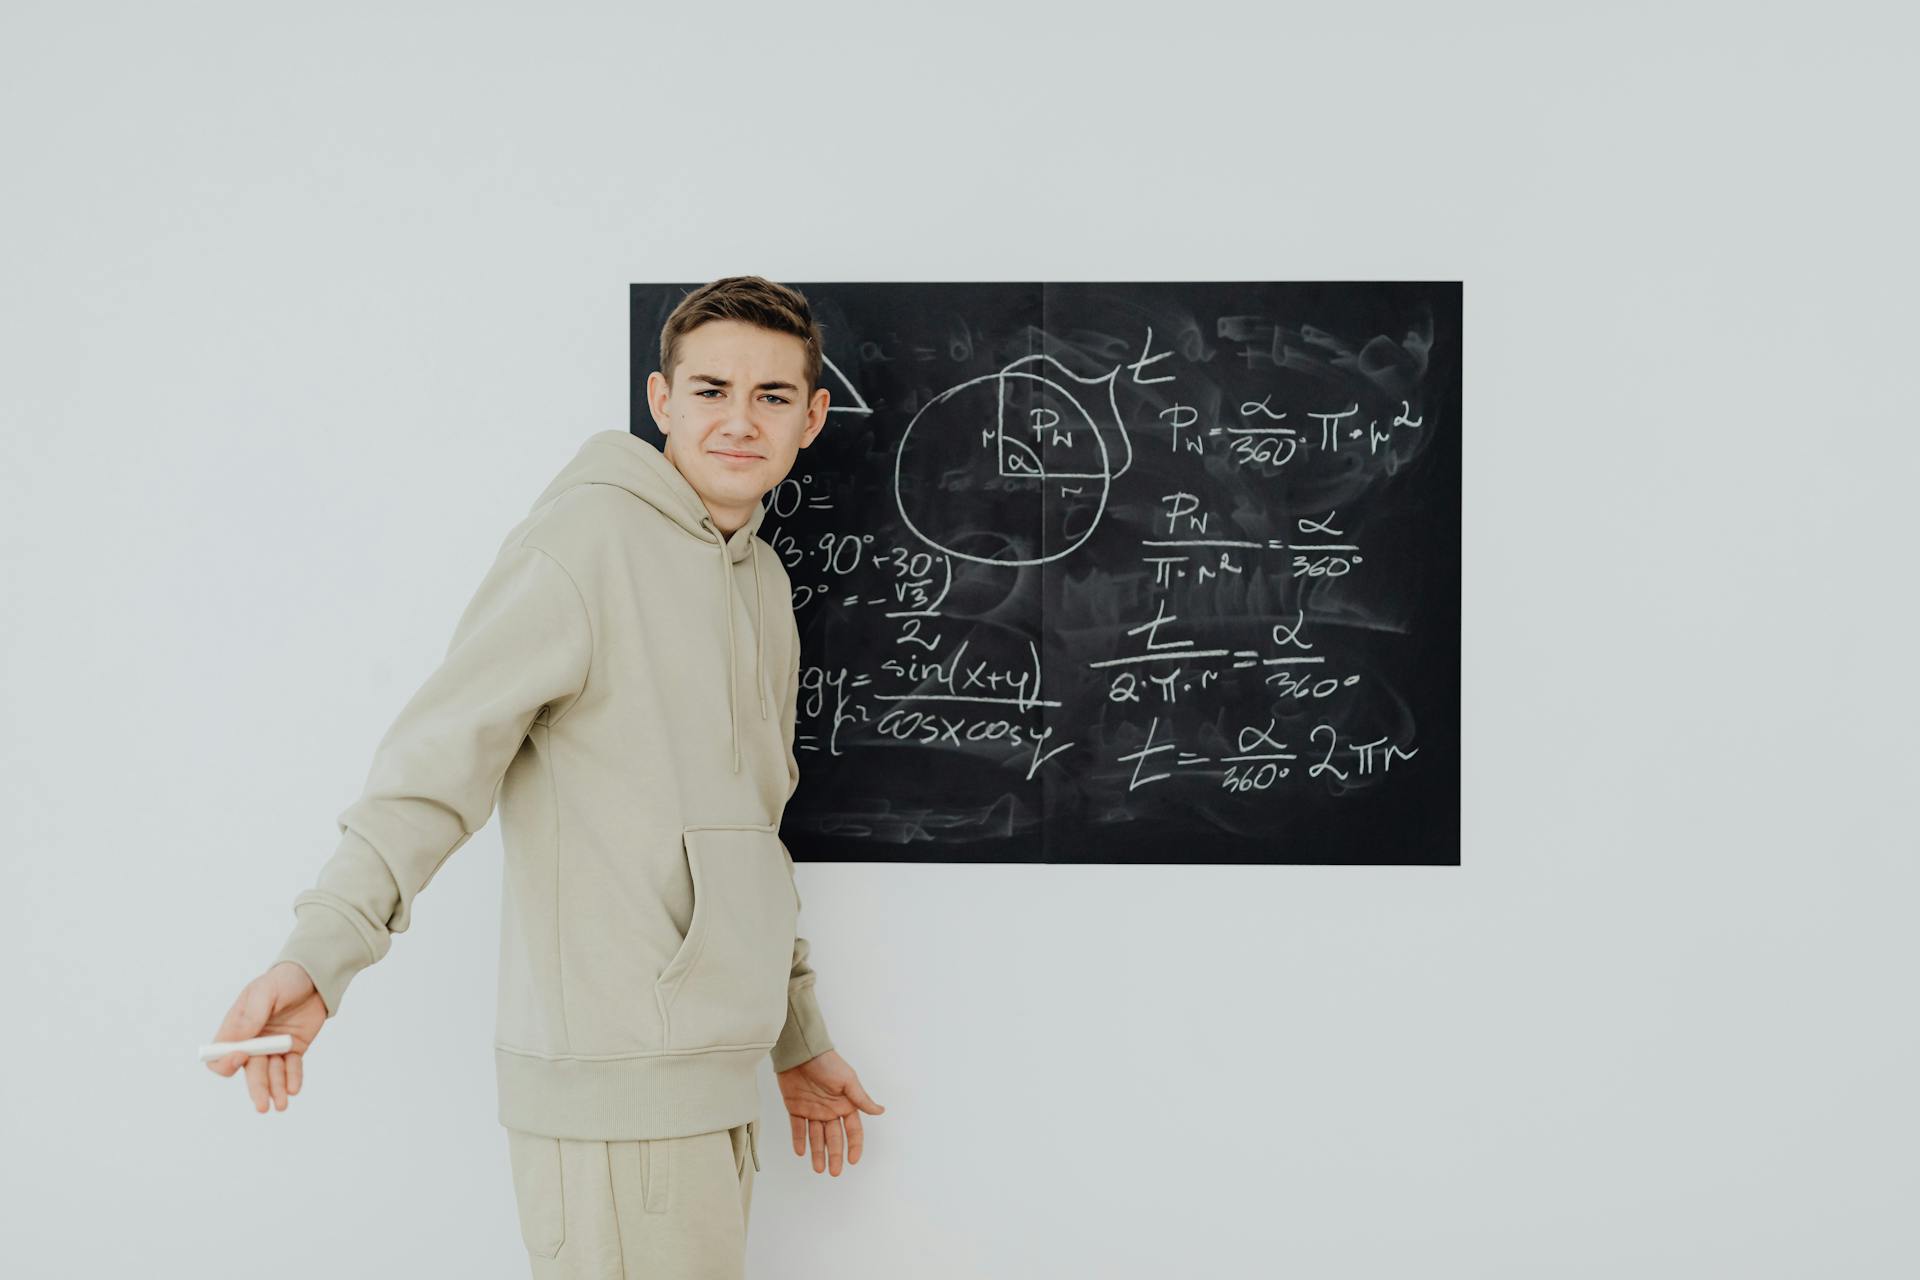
[894,354,1136,567]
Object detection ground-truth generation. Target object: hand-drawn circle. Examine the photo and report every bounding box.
[893,369,1112,567]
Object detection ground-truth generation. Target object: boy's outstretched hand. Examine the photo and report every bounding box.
[775,1049,885,1176]
[204,961,328,1113]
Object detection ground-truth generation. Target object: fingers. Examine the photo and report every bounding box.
[216,982,269,1046]
[212,999,247,1046]
[208,997,257,1066]
[209,974,281,1084]
[849,1080,886,1115]
[823,1113,845,1176]
[245,1054,269,1113]
[782,1098,868,1172]
[216,1050,298,1111]
[844,1109,865,1165]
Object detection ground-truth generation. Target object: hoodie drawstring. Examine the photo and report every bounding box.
[752,547,767,721]
[707,517,768,775]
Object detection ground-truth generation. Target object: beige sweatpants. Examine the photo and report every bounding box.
[504,1118,760,1278]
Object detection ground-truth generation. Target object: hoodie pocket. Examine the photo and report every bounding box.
[655,824,799,1051]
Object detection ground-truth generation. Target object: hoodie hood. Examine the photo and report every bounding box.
[534,429,773,774]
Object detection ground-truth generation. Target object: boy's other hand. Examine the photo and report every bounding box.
[205,961,327,1113]
[774,1048,886,1176]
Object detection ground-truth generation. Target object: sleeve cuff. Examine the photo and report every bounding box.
[273,894,379,1018]
[769,982,834,1072]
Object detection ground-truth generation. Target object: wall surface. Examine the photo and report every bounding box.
[2,3,1913,1276]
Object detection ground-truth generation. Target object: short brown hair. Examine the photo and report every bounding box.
[658,275,823,397]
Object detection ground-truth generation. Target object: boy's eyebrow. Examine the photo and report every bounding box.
[688,373,800,393]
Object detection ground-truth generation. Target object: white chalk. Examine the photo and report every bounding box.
[200,1033,294,1063]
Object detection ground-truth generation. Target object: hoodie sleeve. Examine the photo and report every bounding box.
[272,537,593,1018]
[770,615,836,1072]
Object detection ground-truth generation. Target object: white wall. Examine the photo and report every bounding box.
[3,3,1913,1276]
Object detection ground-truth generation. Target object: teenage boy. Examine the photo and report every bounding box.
[206,275,884,1276]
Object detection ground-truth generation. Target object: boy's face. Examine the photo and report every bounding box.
[646,319,828,535]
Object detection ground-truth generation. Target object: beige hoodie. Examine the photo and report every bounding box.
[272,429,833,1140]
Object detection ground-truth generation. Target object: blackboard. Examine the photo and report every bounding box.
[630,282,1461,866]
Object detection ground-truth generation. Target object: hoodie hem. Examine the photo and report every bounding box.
[494,1041,771,1140]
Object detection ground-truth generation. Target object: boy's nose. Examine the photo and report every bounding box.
[728,400,758,433]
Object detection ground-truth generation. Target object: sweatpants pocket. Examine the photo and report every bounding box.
[505,1129,566,1258]
[729,1121,752,1177]
[655,824,799,1052]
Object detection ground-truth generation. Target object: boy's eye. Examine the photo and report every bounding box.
[696,389,788,404]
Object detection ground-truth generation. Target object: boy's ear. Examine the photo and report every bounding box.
[803,387,830,445]
[647,370,672,435]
